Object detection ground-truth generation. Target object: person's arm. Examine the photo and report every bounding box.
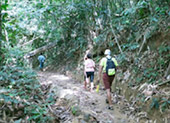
[84,67,86,76]
[98,65,103,81]
[93,61,95,70]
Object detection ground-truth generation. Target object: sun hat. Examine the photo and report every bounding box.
[104,49,111,55]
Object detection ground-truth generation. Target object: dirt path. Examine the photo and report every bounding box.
[38,71,134,123]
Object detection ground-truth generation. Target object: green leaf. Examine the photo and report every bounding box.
[155,7,161,12]
[1,4,8,10]
[150,98,159,109]
[28,115,40,120]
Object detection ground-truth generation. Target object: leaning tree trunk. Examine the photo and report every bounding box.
[24,42,58,59]
[0,2,2,65]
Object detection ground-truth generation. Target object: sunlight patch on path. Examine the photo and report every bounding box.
[51,75,70,81]
[59,89,75,98]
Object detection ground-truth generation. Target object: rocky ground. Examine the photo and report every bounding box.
[38,71,136,123]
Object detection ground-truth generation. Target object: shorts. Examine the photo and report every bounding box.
[86,72,94,82]
[103,73,115,89]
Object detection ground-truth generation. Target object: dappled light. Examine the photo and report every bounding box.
[59,89,75,99]
[0,0,169,122]
[51,75,70,81]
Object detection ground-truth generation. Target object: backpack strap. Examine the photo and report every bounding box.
[106,56,112,60]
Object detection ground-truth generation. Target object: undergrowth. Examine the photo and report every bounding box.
[0,46,57,122]
[0,66,57,122]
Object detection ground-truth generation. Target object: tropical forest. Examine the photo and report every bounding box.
[0,0,170,123]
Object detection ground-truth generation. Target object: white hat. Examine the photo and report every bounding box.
[104,49,111,55]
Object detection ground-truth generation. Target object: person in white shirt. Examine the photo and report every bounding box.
[84,53,95,91]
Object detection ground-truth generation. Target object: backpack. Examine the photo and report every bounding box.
[106,57,116,76]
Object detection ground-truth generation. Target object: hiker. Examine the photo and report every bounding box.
[84,53,95,91]
[38,53,45,71]
[98,49,118,110]
[83,49,90,89]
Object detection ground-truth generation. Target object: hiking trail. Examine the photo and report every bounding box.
[38,71,135,123]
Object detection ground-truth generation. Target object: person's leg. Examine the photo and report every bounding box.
[90,72,94,91]
[84,75,87,89]
[86,77,90,84]
[103,73,114,110]
[90,82,94,91]
[86,72,90,89]
[86,77,90,90]
[42,62,44,68]
[40,61,42,70]
[106,89,112,105]
[103,73,110,103]
[83,75,86,89]
[107,76,115,109]
[109,75,114,92]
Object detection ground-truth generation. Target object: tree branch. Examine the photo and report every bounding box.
[138,34,146,55]
[4,29,9,42]
[21,37,39,46]
[110,24,123,54]
[157,79,170,86]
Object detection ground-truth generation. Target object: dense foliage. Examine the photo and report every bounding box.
[0,1,57,122]
[0,0,169,122]
[1,0,169,65]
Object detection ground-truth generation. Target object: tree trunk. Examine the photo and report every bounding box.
[0,2,2,65]
[24,42,58,59]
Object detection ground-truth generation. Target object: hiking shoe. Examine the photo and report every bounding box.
[107,105,114,110]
